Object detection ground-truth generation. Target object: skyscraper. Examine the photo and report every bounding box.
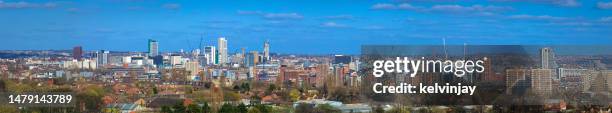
[541,48,549,69]
[541,47,559,81]
[263,40,270,62]
[186,61,200,81]
[192,49,200,59]
[506,69,529,95]
[531,69,552,97]
[558,68,588,91]
[153,55,164,67]
[170,54,182,66]
[245,51,259,67]
[204,46,216,65]
[589,70,612,92]
[97,50,109,66]
[540,47,557,69]
[148,39,159,56]
[73,46,83,60]
[218,37,228,64]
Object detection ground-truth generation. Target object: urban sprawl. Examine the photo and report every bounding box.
[0,38,610,113]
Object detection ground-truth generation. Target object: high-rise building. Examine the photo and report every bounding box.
[589,70,612,92]
[73,46,83,60]
[540,47,553,69]
[558,68,588,91]
[186,61,200,81]
[531,69,552,97]
[245,51,259,67]
[581,70,594,92]
[131,56,144,66]
[603,70,611,91]
[152,55,164,67]
[170,54,182,66]
[263,40,270,62]
[229,54,244,65]
[192,49,200,58]
[541,47,559,80]
[241,48,246,66]
[148,39,159,56]
[315,64,329,87]
[122,56,132,65]
[218,37,228,64]
[482,57,498,81]
[97,50,109,66]
[506,69,530,95]
[204,46,216,65]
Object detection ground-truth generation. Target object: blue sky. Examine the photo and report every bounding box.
[0,0,611,54]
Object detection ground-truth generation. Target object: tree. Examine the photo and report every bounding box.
[187,104,202,113]
[202,102,211,113]
[225,92,242,102]
[450,106,465,113]
[161,106,172,113]
[172,103,186,113]
[417,108,431,113]
[247,107,262,113]
[330,87,350,103]
[267,84,277,93]
[76,85,106,112]
[192,90,212,103]
[252,104,272,113]
[374,105,385,113]
[234,85,241,91]
[386,106,410,113]
[219,103,236,113]
[241,82,251,92]
[295,103,314,113]
[250,95,262,105]
[431,107,447,113]
[152,86,158,94]
[237,103,248,113]
[289,89,301,102]
[0,105,18,113]
[204,82,212,89]
[185,86,193,94]
[102,108,120,113]
[314,104,341,113]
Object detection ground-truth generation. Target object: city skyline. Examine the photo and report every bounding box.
[1,1,611,113]
[1,0,612,54]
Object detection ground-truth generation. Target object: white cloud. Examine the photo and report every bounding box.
[324,15,354,20]
[429,5,511,13]
[371,3,396,10]
[601,17,612,22]
[552,0,579,7]
[321,22,346,28]
[371,3,510,14]
[237,10,263,15]
[371,3,419,10]
[490,0,579,7]
[237,10,303,20]
[549,22,592,26]
[162,3,180,10]
[66,8,81,13]
[0,1,57,9]
[597,2,612,9]
[362,25,384,30]
[263,13,303,20]
[397,3,418,10]
[127,6,144,10]
[509,14,567,20]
